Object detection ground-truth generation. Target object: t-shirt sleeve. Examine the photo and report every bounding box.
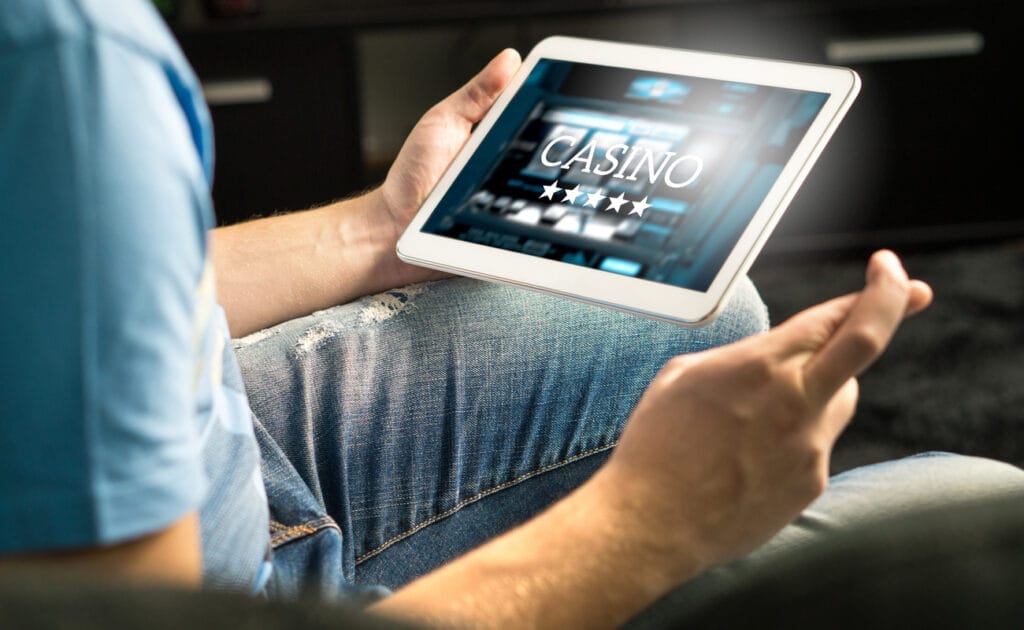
[0,23,212,551]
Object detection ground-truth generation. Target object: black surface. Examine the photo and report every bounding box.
[0,570,416,630]
[749,237,1024,474]
[758,0,1020,256]
[663,489,1024,629]
[175,25,365,226]
[173,0,1007,29]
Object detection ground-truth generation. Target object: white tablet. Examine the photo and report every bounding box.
[397,36,861,326]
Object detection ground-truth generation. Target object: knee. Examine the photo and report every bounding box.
[587,274,769,357]
[817,453,1024,529]
[713,276,770,341]
[381,275,769,368]
[666,276,769,352]
[871,452,1024,506]
[745,453,1024,564]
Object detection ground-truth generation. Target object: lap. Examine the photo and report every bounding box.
[234,276,768,590]
[234,276,1024,612]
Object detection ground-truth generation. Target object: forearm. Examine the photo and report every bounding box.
[0,512,202,589]
[212,188,430,338]
[371,469,703,630]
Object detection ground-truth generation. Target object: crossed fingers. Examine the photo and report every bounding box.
[769,250,928,406]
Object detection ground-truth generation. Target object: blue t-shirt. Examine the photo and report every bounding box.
[0,0,270,592]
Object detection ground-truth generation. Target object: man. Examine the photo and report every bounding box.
[2,1,1022,628]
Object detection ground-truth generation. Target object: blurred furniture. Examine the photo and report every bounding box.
[174,23,363,225]
[653,490,1024,629]
[171,0,1018,259]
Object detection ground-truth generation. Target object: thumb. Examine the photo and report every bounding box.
[443,48,521,125]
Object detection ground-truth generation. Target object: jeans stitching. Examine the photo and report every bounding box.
[354,441,618,564]
[269,515,340,548]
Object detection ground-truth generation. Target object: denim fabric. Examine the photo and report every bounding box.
[235,274,1024,616]
[198,302,273,593]
[234,276,769,599]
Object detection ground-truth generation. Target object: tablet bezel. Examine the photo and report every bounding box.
[397,36,861,326]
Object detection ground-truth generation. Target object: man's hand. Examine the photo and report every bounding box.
[599,249,933,574]
[376,48,522,288]
[213,49,521,337]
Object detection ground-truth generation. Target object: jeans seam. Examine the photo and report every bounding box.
[269,515,340,548]
[354,441,618,564]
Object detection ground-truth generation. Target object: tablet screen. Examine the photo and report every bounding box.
[421,59,828,292]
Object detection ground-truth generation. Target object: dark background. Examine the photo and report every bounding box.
[166,0,1022,473]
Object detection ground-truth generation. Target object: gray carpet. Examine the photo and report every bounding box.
[748,238,1024,474]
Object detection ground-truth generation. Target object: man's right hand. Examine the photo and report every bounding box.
[373,249,932,630]
[599,249,933,576]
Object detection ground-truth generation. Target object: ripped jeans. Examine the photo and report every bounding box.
[232,276,1024,620]
[233,275,768,600]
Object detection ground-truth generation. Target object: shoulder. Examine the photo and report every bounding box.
[0,0,215,201]
[0,0,85,48]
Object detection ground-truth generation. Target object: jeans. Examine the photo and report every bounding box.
[233,276,1024,620]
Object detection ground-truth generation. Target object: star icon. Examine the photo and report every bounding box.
[629,196,652,218]
[583,191,607,208]
[605,193,628,213]
[561,184,584,205]
[540,181,562,201]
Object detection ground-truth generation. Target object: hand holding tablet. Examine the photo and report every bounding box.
[398,36,861,326]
